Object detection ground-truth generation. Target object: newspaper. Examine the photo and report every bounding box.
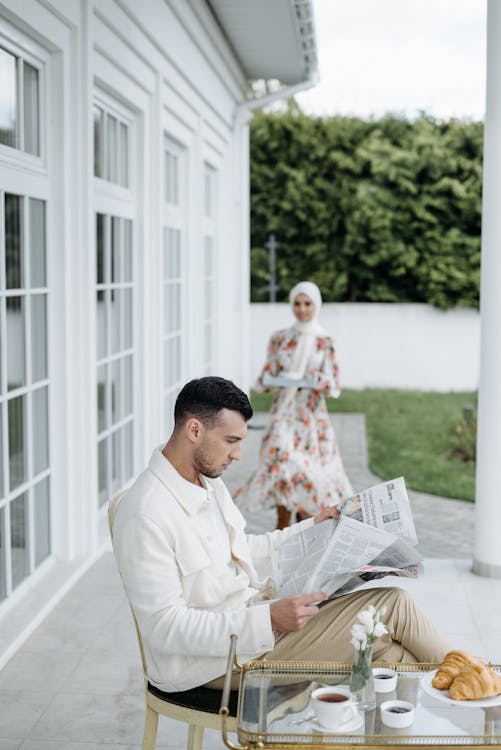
[336,475,417,545]
[271,477,423,600]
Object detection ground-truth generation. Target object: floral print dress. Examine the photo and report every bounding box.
[235,327,354,515]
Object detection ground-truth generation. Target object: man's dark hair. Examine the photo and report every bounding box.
[174,376,253,428]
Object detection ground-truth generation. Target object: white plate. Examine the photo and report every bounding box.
[310,713,364,734]
[420,670,501,708]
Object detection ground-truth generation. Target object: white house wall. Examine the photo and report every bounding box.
[249,303,480,392]
[0,0,251,665]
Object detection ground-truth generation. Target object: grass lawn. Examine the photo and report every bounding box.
[250,389,477,502]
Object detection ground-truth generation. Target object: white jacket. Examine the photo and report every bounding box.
[112,447,313,691]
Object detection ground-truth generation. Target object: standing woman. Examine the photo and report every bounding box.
[235,281,353,529]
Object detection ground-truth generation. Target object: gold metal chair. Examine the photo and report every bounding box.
[108,490,238,750]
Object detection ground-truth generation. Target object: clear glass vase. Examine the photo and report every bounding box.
[350,642,376,710]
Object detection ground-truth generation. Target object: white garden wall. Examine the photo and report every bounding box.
[249,303,480,392]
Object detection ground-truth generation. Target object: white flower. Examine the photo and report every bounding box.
[351,623,367,641]
[351,604,388,648]
[374,621,388,637]
[351,633,367,650]
[357,609,375,633]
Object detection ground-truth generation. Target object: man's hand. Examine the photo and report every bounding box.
[314,505,340,525]
[270,592,327,632]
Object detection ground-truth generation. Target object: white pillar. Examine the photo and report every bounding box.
[473,0,501,577]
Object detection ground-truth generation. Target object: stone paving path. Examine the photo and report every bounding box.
[224,412,475,558]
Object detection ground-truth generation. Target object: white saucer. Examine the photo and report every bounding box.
[310,713,364,734]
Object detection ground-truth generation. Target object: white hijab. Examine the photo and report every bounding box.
[287,281,326,379]
[277,282,326,415]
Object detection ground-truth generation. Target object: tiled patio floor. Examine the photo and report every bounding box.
[0,414,497,749]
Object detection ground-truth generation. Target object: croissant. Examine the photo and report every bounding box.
[432,650,485,690]
[449,663,501,700]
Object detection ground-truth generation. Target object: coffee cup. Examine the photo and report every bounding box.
[380,699,414,728]
[310,686,357,728]
[372,667,398,693]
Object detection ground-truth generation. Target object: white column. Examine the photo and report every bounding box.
[473,0,501,577]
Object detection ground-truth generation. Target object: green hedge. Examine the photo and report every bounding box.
[250,112,483,309]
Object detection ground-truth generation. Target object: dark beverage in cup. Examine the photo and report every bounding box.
[317,693,349,703]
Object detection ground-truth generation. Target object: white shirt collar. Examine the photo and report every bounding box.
[148,445,212,516]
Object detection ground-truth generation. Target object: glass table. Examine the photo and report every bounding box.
[220,651,501,749]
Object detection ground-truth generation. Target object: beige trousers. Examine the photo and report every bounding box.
[206,587,451,690]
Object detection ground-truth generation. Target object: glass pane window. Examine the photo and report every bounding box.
[107,114,117,184]
[32,386,49,476]
[123,220,132,282]
[0,47,17,150]
[204,237,213,319]
[97,364,107,433]
[7,296,26,390]
[164,150,179,205]
[119,123,128,188]
[204,164,216,219]
[96,212,134,507]
[0,47,40,156]
[29,198,46,287]
[0,189,51,601]
[5,193,23,289]
[93,105,104,179]
[23,62,39,156]
[96,212,106,284]
[8,395,27,491]
[10,491,29,589]
[97,437,107,502]
[31,294,47,382]
[34,477,50,566]
[93,102,130,188]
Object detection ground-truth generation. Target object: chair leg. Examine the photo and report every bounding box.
[187,723,205,750]
[142,704,159,750]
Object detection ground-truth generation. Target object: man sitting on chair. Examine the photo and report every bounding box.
[111,376,450,693]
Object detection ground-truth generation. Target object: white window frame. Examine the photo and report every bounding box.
[162,135,187,434]
[202,162,217,374]
[93,89,137,511]
[93,92,133,196]
[0,23,47,170]
[0,20,54,610]
[0,183,52,604]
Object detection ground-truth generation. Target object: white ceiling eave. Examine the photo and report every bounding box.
[207,0,318,85]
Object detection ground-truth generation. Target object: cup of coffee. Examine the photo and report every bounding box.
[380,699,414,728]
[310,686,357,728]
[372,667,398,693]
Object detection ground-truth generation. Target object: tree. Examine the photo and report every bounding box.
[250,111,483,309]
